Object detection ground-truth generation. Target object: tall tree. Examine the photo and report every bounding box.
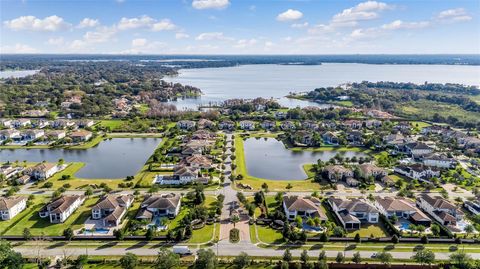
[119,253,138,269]
[153,248,180,269]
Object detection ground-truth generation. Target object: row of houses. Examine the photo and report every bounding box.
[322,164,391,187]
[0,118,95,130]
[0,193,182,232]
[1,162,66,184]
[0,129,92,143]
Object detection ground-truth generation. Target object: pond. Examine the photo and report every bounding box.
[243,137,366,180]
[0,138,160,179]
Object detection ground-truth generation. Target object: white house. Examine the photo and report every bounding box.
[30,163,62,180]
[0,119,12,128]
[328,197,379,230]
[239,120,255,130]
[154,166,199,185]
[47,130,66,140]
[39,195,85,223]
[12,119,31,128]
[219,120,235,130]
[464,198,480,215]
[422,153,457,169]
[0,196,27,220]
[394,164,440,183]
[323,165,353,182]
[70,130,92,142]
[0,129,20,140]
[283,196,327,221]
[23,129,45,140]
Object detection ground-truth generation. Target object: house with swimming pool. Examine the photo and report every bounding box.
[136,193,181,225]
[373,196,431,227]
[328,197,379,230]
[282,196,327,222]
[91,194,134,227]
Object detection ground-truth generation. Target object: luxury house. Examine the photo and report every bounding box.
[47,130,66,140]
[358,164,388,180]
[323,165,353,182]
[328,197,379,230]
[30,163,62,180]
[394,164,440,183]
[283,196,327,222]
[197,119,215,129]
[70,130,92,142]
[373,197,431,227]
[0,129,20,140]
[0,196,27,220]
[176,120,196,130]
[422,153,457,169]
[399,142,434,158]
[239,120,255,130]
[179,154,212,169]
[136,193,181,221]
[416,194,464,227]
[39,195,85,223]
[261,120,275,130]
[219,120,235,130]
[464,198,480,215]
[92,194,134,227]
[322,132,339,145]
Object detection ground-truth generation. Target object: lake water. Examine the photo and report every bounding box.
[0,70,39,79]
[0,138,160,179]
[164,63,480,110]
[243,137,366,180]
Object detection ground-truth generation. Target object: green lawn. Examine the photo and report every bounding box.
[0,196,46,235]
[188,223,215,243]
[6,196,99,236]
[346,224,389,238]
[256,225,284,244]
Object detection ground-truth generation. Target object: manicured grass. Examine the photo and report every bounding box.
[346,223,389,238]
[0,196,46,235]
[6,196,99,236]
[67,135,104,149]
[188,223,215,243]
[98,120,125,130]
[256,225,284,244]
[303,164,316,178]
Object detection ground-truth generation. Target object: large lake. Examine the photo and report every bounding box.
[164,63,480,110]
[0,138,160,179]
[0,70,39,79]
[243,137,366,180]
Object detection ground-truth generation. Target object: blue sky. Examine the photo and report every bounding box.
[1,0,479,54]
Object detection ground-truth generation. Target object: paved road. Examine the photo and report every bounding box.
[14,244,480,260]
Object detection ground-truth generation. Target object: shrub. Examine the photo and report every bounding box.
[230,228,240,243]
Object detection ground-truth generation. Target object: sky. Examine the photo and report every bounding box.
[1,0,479,54]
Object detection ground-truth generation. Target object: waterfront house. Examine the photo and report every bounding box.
[78,119,95,128]
[70,130,92,142]
[0,129,20,140]
[358,164,387,180]
[0,164,23,179]
[280,121,296,130]
[30,163,62,180]
[39,195,85,223]
[328,197,379,230]
[283,196,327,221]
[23,129,45,140]
[0,196,27,220]
[136,193,181,221]
[261,120,275,130]
[47,130,66,140]
[347,131,364,145]
[52,119,75,129]
[322,132,339,145]
[92,194,134,227]
[323,165,353,183]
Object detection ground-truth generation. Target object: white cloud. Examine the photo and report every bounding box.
[117,15,154,30]
[69,40,87,50]
[132,38,147,47]
[1,43,38,53]
[332,1,391,25]
[381,20,430,30]
[175,32,190,39]
[196,32,233,41]
[308,24,334,34]
[46,37,64,46]
[77,18,99,29]
[4,15,71,31]
[277,9,303,22]
[192,0,230,10]
[291,22,309,28]
[234,38,257,49]
[83,26,117,43]
[437,8,472,22]
[151,19,176,31]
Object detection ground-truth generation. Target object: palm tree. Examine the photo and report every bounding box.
[231,214,240,228]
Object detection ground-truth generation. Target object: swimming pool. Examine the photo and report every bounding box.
[401,223,410,230]
[83,228,110,235]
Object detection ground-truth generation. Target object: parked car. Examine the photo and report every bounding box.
[173,246,192,256]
